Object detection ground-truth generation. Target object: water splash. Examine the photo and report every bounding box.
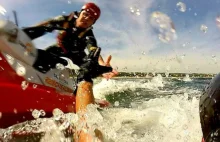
[150,11,177,43]
[96,93,202,142]
[183,74,192,82]
[32,109,46,119]
[176,54,185,64]
[0,5,6,16]
[141,51,146,55]
[67,0,71,4]
[200,24,208,33]
[21,81,29,90]
[176,2,186,12]
[52,108,64,121]
[216,16,220,29]
[16,64,26,76]
[211,55,217,64]
[165,72,169,77]
[33,84,37,89]
[0,78,204,142]
[5,54,15,65]
[130,6,141,16]
[114,101,120,107]
[56,63,65,70]
[93,75,165,99]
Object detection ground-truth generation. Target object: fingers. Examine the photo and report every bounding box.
[112,69,119,75]
[93,47,101,60]
[102,68,118,80]
[105,55,112,66]
[102,72,116,80]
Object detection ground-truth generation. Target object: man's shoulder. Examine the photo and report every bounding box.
[53,15,68,21]
[84,28,96,40]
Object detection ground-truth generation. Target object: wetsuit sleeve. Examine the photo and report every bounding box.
[34,15,68,27]
[22,15,68,39]
[84,30,99,52]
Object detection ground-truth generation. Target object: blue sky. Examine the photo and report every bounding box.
[1,0,220,73]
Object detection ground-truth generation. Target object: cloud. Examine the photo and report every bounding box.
[90,0,158,56]
[92,0,220,73]
[111,51,220,73]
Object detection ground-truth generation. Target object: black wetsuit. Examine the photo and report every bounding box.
[199,73,220,142]
[23,11,98,66]
[22,11,112,82]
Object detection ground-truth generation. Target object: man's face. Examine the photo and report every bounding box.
[76,10,96,28]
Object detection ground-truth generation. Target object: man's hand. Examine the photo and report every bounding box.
[77,48,113,83]
[101,55,118,80]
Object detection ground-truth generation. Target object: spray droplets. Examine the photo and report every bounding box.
[21,81,29,90]
[150,11,177,43]
[123,67,128,71]
[212,55,217,64]
[56,63,65,70]
[114,101,120,107]
[176,54,185,64]
[5,54,14,65]
[176,2,186,12]
[16,64,26,76]
[0,5,6,16]
[67,0,71,4]
[192,46,197,50]
[176,134,181,140]
[141,51,146,55]
[200,24,208,33]
[130,6,140,16]
[53,108,64,121]
[32,109,46,119]
[13,109,17,114]
[40,110,46,116]
[165,72,169,78]
[216,16,220,29]
[33,84,37,89]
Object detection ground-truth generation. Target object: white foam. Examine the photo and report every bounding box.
[96,94,202,142]
[183,74,192,82]
[0,77,203,142]
[93,75,165,99]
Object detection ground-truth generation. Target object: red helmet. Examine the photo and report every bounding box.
[81,2,101,21]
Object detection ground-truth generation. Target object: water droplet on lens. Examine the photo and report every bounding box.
[176,2,186,12]
[200,24,208,33]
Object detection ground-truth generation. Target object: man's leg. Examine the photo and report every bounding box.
[76,81,94,112]
[74,47,113,142]
[75,81,104,142]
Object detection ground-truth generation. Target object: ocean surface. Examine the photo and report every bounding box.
[1,74,211,142]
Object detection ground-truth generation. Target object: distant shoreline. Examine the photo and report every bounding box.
[115,72,216,78]
[112,76,213,79]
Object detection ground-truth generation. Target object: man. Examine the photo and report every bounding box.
[199,73,220,142]
[23,2,117,141]
[23,2,117,80]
